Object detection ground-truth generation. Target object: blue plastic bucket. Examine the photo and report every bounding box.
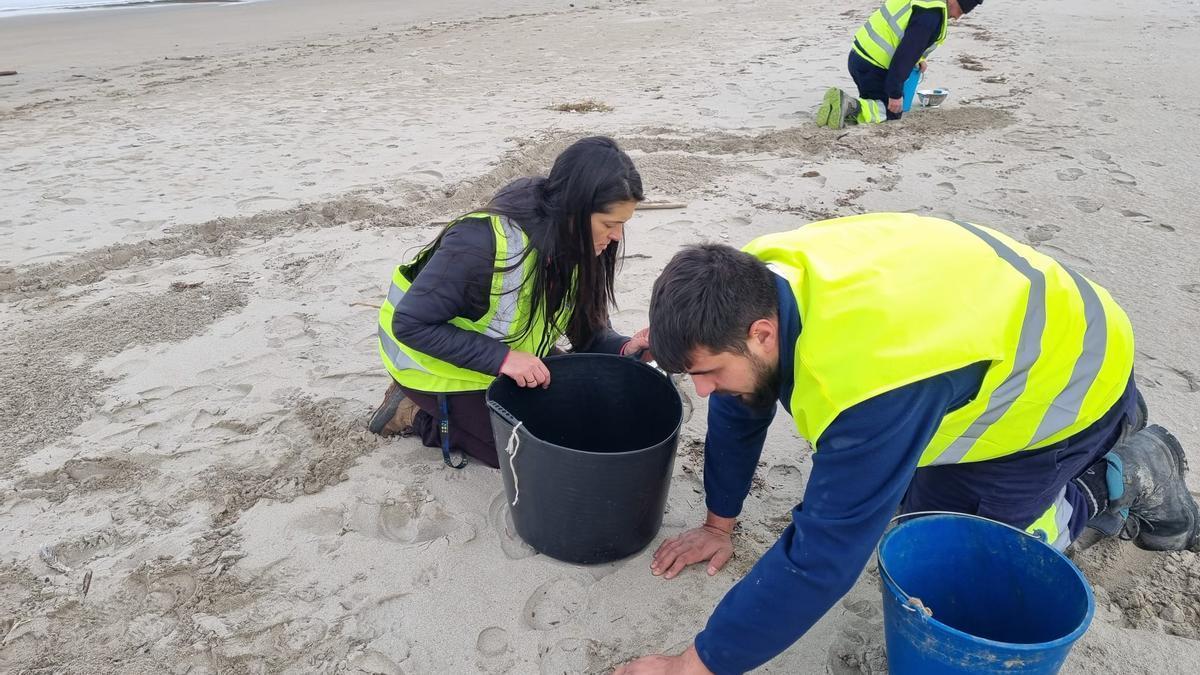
[902,68,921,112]
[877,513,1094,674]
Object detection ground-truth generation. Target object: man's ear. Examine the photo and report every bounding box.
[748,317,777,349]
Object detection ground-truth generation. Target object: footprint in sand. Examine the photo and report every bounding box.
[476,626,511,658]
[144,571,198,611]
[934,182,957,200]
[474,626,518,673]
[1067,196,1102,213]
[40,193,87,205]
[42,529,124,568]
[826,597,888,675]
[522,576,591,630]
[377,498,465,545]
[63,458,123,483]
[348,650,405,675]
[235,195,295,210]
[537,637,614,674]
[292,506,346,536]
[1038,244,1095,273]
[1025,223,1060,244]
[349,490,474,546]
[271,617,329,654]
[763,464,804,508]
[1135,360,1200,394]
[1108,169,1138,185]
[488,490,537,560]
[1056,167,1085,182]
[1121,209,1175,232]
[111,217,166,232]
[659,219,698,237]
[1180,283,1200,296]
[1088,149,1114,164]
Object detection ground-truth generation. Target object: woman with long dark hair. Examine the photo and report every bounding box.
[370,136,648,468]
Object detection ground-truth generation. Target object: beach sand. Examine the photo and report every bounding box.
[1,0,1198,672]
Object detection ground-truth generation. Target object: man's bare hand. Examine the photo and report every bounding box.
[613,646,712,675]
[650,521,733,579]
[887,97,903,114]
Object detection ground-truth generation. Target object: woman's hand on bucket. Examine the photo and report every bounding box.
[650,513,735,579]
[500,350,551,388]
[622,327,653,362]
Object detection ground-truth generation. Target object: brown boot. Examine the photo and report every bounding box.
[368,383,420,437]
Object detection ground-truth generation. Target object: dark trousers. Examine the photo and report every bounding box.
[848,51,903,121]
[902,377,1141,544]
[399,386,499,468]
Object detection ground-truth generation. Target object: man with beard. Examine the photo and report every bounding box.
[615,213,1198,675]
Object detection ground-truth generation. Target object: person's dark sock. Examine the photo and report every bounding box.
[1073,459,1111,520]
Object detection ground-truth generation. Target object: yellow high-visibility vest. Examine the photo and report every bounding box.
[377,212,571,393]
[853,0,948,71]
[742,213,1134,465]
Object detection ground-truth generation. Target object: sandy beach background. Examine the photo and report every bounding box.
[1,0,1198,672]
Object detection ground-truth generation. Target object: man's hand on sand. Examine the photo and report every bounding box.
[887,97,903,114]
[650,522,733,579]
[613,645,712,675]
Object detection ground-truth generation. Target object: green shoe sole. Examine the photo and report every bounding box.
[817,88,845,129]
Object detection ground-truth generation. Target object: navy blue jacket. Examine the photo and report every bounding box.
[693,274,987,674]
[885,7,945,99]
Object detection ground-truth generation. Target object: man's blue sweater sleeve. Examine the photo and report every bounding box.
[703,394,776,519]
[885,8,944,99]
[693,371,971,674]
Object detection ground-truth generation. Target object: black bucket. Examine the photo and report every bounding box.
[486,353,682,564]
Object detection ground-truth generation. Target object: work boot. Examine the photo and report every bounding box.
[367,382,420,437]
[816,87,858,129]
[1092,425,1200,552]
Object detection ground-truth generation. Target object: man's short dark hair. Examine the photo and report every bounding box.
[649,243,779,373]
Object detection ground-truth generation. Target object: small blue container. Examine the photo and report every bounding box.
[877,513,1094,674]
[902,68,921,112]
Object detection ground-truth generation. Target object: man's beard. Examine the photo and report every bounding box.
[741,353,781,410]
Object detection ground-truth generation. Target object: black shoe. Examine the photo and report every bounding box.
[368,382,409,436]
[1107,425,1199,552]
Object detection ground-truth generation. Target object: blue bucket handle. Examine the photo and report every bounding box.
[877,511,1047,621]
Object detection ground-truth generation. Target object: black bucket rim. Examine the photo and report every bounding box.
[486,353,684,458]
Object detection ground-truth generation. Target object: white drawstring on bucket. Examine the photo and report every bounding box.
[504,421,524,507]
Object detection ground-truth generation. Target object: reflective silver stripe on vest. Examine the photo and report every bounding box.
[378,325,429,374]
[386,278,405,308]
[930,222,1048,465]
[379,216,529,375]
[1029,266,1109,446]
[484,216,528,339]
[879,6,906,36]
[863,19,897,59]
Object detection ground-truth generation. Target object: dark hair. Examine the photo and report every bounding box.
[416,136,643,353]
[649,243,778,373]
